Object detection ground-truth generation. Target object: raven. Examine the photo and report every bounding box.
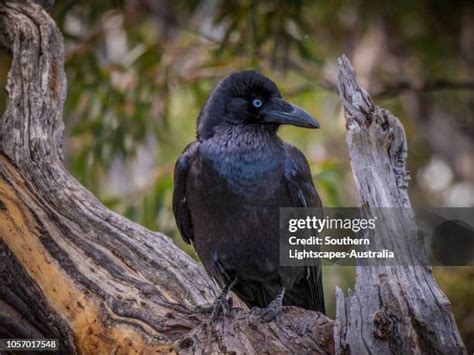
[173,70,325,321]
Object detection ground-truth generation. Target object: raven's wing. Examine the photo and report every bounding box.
[283,145,326,313]
[172,142,199,245]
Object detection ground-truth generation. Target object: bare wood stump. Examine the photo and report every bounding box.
[334,55,466,354]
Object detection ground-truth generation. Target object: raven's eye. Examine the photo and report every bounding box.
[251,98,263,108]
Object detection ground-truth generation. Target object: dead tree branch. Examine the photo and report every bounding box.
[334,55,466,354]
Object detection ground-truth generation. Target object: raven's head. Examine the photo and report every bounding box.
[197,70,319,140]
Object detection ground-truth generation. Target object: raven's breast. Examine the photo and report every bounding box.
[193,142,286,206]
[186,142,290,286]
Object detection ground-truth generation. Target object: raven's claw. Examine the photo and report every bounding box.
[195,294,232,319]
[195,277,237,320]
[251,287,285,323]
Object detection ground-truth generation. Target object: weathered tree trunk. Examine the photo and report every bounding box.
[0,0,465,354]
[334,56,466,354]
[0,1,333,353]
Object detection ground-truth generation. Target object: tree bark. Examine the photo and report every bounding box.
[0,1,333,353]
[0,1,466,354]
[335,55,466,354]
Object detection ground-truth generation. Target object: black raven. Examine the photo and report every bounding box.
[173,70,325,321]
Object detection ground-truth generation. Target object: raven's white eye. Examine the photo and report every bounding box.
[252,98,263,108]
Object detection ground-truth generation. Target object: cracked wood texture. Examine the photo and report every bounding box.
[0,1,334,354]
[334,55,466,354]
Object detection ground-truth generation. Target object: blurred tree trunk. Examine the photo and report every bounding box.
[0,1,465,354]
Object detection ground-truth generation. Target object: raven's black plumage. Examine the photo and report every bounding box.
[173,70,325,314]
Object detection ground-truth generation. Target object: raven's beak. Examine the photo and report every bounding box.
[262,98,320,128]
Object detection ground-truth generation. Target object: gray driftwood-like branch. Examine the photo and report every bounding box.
[335,55,466,354]
[0,1,333,353]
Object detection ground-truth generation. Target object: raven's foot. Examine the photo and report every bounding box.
[251,287,286,323]
[195,277,237,320]
[195,293,233,319]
